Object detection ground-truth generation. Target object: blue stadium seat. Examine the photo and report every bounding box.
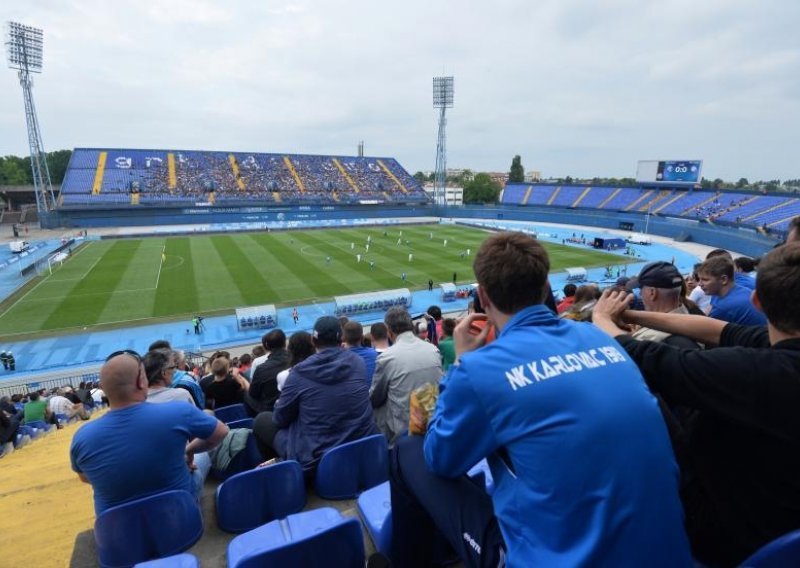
[214,403,247,422]
[315,434,389,499]
[357,481,392,556]
[356,466,493,559]
[24,420,53,434]
[14,431,31,448]
[216,460,306,533]
[94,490,203,568]
[227,507,364,568]
[134,553,199,568]
[467,459,496,495]
[226,417,254,429]
[740,528,800,567]
[210,431,263,481]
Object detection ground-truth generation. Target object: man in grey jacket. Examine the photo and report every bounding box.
[370,307,442,443]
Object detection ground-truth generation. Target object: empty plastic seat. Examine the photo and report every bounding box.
[214,403,248,423]
[227,507,364,568]
[740,528,800,567]
[94,490,203,568]
[134,553,199,567]
[357,481,392,556]
[315,434,389,499]
[216,460,306,533]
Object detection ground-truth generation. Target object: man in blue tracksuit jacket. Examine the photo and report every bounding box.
[254,316,379,471]
[389,232,692,567]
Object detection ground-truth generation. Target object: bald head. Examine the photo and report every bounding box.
[100,354,147,407]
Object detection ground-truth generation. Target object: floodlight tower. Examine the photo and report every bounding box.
[432,76,454,206]
[5,21,56,214]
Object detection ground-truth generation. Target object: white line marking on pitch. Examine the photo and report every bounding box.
[154,245,165,289]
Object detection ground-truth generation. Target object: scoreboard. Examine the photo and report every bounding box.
[636,160,702,185]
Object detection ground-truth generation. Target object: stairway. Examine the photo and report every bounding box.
[522,185,533,205]
[546,186,562,206]
[332,159,359,193]
[653,192,685,214]
[572,186,592,207]
[92,152,107,195]
[167,153,177,190]
[377,160,408,193]
[624,190,654,211]
[638,190,671,212]
[283,157,305,193]
[229,154,246,191]
[598,188,622,209]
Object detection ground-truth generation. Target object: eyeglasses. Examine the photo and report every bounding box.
[105,349,142,363]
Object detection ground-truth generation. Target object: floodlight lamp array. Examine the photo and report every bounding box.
[6,21,44,72]
[433,76,454,108]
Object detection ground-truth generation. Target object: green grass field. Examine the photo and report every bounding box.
[0,224,627,337]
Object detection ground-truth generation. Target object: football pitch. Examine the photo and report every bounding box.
[0,224,627,337]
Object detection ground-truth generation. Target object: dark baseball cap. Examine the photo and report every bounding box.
[627,261,683,289]
[313,316,342,343]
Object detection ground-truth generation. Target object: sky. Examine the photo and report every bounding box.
[1,0,799,181]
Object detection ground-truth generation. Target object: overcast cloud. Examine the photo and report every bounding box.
[1,0,798,181]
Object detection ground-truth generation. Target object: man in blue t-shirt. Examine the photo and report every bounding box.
[343,321,377,385]
[706,248,755,289]
[387,232,692,567]
[70,351,228,515]
[699,255,767,326]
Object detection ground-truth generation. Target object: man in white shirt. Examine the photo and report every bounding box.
[370,307,442,443]
[249,332,272,375]
[48,389,88,421]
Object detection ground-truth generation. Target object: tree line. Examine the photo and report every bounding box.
[0,150,72,186]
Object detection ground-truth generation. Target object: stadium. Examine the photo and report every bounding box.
[1,5,799,568]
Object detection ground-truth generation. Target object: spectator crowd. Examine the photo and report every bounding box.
[6,215,799,567]
[73,150,428,205]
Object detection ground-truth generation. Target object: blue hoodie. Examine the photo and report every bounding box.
[273,347,378,469]
[424,305,692,567]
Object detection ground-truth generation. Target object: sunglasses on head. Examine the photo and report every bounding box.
[105,349,142,363]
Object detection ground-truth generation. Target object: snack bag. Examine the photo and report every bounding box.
[409,382,439,435]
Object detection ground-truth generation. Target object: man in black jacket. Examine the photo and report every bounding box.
[244,329,289,416]
[593,242,800,567]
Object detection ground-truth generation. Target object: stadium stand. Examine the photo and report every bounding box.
[501,182,800,233]
[60,148,428,207]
